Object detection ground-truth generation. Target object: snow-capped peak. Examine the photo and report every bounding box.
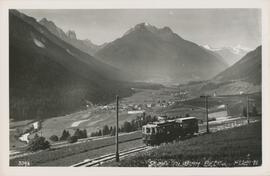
[203,44,251,54]
[224,45,251,55]
[124,22,159,36]
[145,22,150,26]
[124,22,176,37]
[203,45,211,50]
[202,45,221,51]
[235,44,251,51]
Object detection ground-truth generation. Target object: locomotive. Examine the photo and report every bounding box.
[142,117,199,145]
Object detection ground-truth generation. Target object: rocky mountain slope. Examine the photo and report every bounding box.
[202,45,250,66]
[9,10,132,121]
[95,23,228,84]
[213,46,261,85]
[39,18,105,56]
[198,46,262,95]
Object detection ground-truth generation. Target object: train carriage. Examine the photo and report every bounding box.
[142,120,179,145]
[142,117,199,145]
[175,117,199,137]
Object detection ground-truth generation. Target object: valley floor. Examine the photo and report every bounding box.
[9,84,262,167]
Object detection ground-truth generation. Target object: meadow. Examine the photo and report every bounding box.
[106,122,262,167]
[10,131,142,166]
[160,92,261,121]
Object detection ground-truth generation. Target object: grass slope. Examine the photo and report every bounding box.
[10,131,142,166]
[107,122,261,167]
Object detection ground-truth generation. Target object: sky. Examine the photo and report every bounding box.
[20,9,261,49]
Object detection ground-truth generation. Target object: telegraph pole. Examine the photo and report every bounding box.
[226,104,229,116]
[115,95,120,162]
[205,96,209,133]
[247,95,249,124]
[200,95,210,133]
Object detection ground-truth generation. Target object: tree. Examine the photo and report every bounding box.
[33,133,39,139]
[102,125,110,135]
[24,126,34,134]
[110,126,116,136]
[27,136,50,152]
[60,130,70,141]
[252,106,258,116]
[82,129,87,138]
[73,129,87,139]
[67,136,78,143]
[122,121,132,132]
[73,129,81,139]
[90,132,95,137]
[49,135,59,142]
[98,129,102,136]
[243,106,247,117]
[131,120,137,131]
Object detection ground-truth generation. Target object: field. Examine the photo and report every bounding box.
[121,87,177,105]
[179,80,261,99]
[35,110,140,139]
[39,139,143,166]
[9,87,179,149]
[10,119,34,129]
[160,92,261,121]
[10,108,141,149]
[9,130,27,149]
[105,122,262,167]
[10,131,142,166]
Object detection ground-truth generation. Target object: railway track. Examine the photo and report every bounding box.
[70,118,259,167]
[71,145,149,167]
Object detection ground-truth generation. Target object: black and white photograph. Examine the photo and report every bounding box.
[1,0,270,175]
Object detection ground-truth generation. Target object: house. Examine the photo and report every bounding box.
[32,121,40,130]
[146,104,152,108]
[128,110,145,114]
[157,116,167,121]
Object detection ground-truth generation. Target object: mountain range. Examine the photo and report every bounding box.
[202,45,250,66]
[199,46,261,95]
[95,23,228,84]
[39,18,106,56]
[9,10,132,121]
[9,10,261,121]
[213,45,261,85]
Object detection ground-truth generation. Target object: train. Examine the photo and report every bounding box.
[142,117,199,145]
